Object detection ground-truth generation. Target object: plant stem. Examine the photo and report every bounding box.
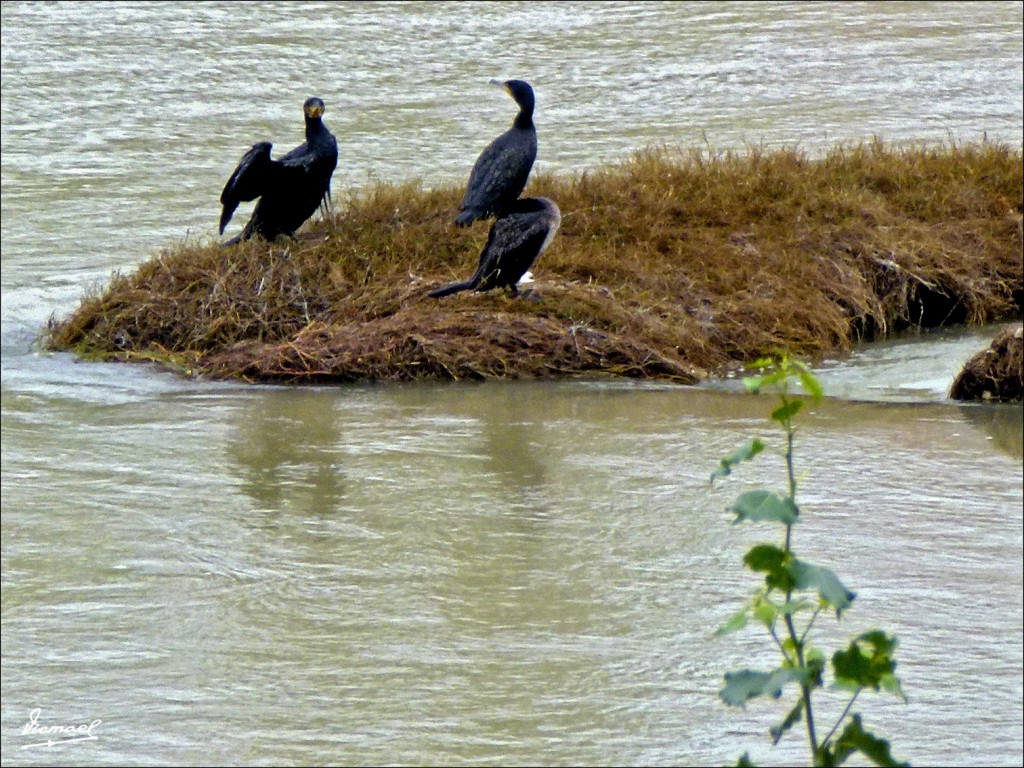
[781,391,797,552]
[784,400,797,511]
[799,606,823,646]
[781,395,818,756]
[768,621,787,656]
[822,689,862,747]
[784,611,818,756]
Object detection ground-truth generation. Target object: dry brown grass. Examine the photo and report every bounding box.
[949,324,1024,402]
[46,139,1023,384]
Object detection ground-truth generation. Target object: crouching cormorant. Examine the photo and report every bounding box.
[455,79,538,227]
[219,96,338,244]
[430,197,561,298]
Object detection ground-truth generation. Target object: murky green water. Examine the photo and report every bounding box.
[2,2,1022,765]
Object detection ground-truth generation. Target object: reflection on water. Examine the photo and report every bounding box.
[227,388,346,516]
[2,2,1022,766]
[448,385,552,516]
[958,402,1024,459]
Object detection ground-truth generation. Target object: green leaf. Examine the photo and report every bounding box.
[742,556,852,614]
[858,629,898,656]
[826,714,909,767]
[744,544,787,572]
[770,700,804,744]
[790,559,856,615]
[743,375,765,393]
[744,544,795,593]
[806,646,826,668]
[833,644,875,685]
[880,672,908,702]
[744,367,787,394]
[833,631,904,698]
[711,438,765,484]
[720,667,811,707]
[805,653,825,689]
[793,361,824,402]
[771,398,803,424]
[752,597,779,628]
[736,753,756,767]
[730,490,799,524]
[747,356,778,370]
[716,608,750,636]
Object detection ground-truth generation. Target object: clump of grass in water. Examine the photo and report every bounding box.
[45,139,1022,383]
[948,323,1024,402]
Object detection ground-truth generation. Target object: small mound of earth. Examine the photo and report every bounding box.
[949,324,1024,403]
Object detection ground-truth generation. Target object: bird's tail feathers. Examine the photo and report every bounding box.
[219,202,239,235]
[454,209,482,227]
[428,277,479,298]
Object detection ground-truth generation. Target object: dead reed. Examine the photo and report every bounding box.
[949,324,1024,402]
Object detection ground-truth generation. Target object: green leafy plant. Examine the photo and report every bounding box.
[711,353,909,767]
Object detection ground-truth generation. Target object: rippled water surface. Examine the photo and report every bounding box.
[2,2,1022,765]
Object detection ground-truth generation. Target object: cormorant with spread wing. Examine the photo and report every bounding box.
[455,79,538,227]
[430,197,561,298]
[219,97,338,244]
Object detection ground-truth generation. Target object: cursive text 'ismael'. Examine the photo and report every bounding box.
[21,708,101,747]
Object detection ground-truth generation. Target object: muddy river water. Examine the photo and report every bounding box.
[2,3,1021,765]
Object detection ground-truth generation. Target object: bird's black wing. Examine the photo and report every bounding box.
[476,210,553,290]
[220,139,331,236]
[457,129,537,225]
[219,142,275,234]
[277,139,312,166]
[279,136,338,211]
[430,206,554,298]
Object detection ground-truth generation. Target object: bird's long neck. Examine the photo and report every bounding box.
[305,116,325,143]
[513,102,534,130]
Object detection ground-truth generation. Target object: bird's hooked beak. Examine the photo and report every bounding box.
[305,100,325,119]
[489,78,511,96]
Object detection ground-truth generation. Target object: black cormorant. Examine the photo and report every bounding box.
[430,197,561,298]
[454,79,538,227]
[219,97,339,244]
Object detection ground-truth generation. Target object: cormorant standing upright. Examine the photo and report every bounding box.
[455,79,538,227]
[430,197,561,298]
[220,97,338,244]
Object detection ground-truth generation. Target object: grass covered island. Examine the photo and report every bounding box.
[46,141,1023,385]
